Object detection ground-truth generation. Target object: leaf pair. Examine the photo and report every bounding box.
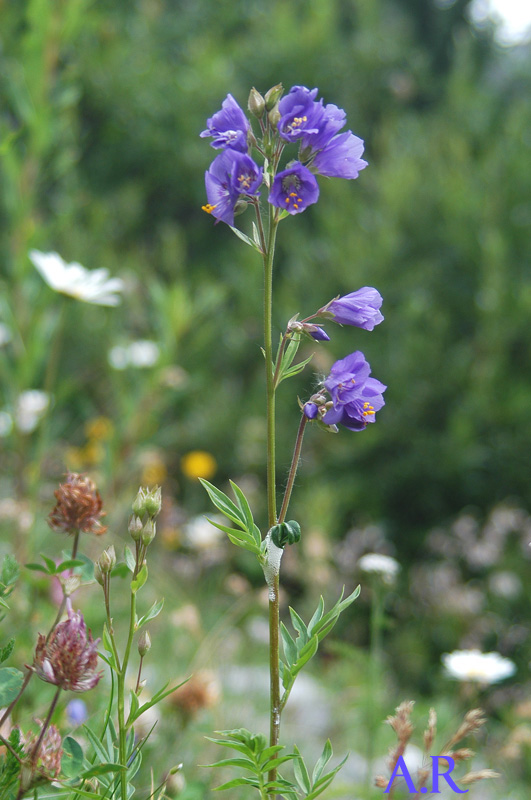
[200,479,264,560]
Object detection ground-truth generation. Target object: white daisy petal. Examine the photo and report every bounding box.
[29,250,123,306]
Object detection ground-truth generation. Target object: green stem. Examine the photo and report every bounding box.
[367,583,384,784]
[272,331,290,391]
[263,207,279,529]
[117,589,137,800]
[30,686,61,764]
[278,414,308,524]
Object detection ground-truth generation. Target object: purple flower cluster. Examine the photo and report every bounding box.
[320,351,386,431]
[200,84,367,222]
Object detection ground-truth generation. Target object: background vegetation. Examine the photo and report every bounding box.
[1,1,530,798]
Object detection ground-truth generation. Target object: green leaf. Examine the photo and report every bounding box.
[280,623,297,668]
[214,777,260,791]
[229,226,262,252]
[124,547,136,573]
[0,638,15,663]
[306,754,348,799]
[137,598,164,629]
[81,762,124,779]
[258,745,285,765]
[83,723,114,764]
[312,739,332,785]
[289,607,309,645]
[62,736,84,778]
[292,635,318,675]
[1,555,19,588]
[293,748,311,794]
[0,667,24,705]
[307,597,325,636]
[199,479,246,528]
[127,678,189,726]
[111,563,131,579]
[205,738,253,757]
[229,480,255,535]
[56,559,85,572]
[280,354,313,382]
[41,554,57,573]
[24,563,51,574]
[131,563,148,593]
[204,757,260,774]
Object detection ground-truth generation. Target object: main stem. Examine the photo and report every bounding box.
[263,206,281,778]
[117,589,137,800]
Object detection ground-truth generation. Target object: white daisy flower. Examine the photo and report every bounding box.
[15,390,50,433]
[358,552,400,584]
[442,649,516,685]
[29,250,124,306]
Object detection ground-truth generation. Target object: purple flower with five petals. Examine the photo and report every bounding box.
[204,150,262,226]
[322,351,386,431]
[319,287,383,330]
[200,94,250,153]
[269,162,319,215]
[277,86,322,143]
[311,131,368,179]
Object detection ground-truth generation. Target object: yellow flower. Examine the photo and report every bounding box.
[85,417,113,441]
[181,450,217,480]
[141,460,167,486]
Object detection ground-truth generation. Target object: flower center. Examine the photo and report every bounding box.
[287,114,307,133]
[238,173,253,192]
[362,401,375,416]
[282,175,303,209]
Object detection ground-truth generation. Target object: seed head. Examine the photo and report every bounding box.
[48,472,107,535]
[34,610,103,692]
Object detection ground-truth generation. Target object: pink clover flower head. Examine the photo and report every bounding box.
[204,150,262,226]
[322,351,386,431]
[34,610,103,692]
[200,93,250,152]
[321,287,384,330]
[269,162,319,215]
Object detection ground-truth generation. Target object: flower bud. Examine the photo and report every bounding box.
[132,488,148,516]
[234,199,248,217]
[303,402,319,420]
[62,574,81,597]
[268,107,281,128]
[264,83,283,111]
[94,561,104,586]
[138,630,151,657]
[98,545,116,574]
[143,486,162,518]
[248,87,265,118]
[270,520,301,548]
[141,518,156,546]
[129,515,143,541]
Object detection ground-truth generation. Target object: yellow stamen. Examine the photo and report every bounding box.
[202,203,217,214]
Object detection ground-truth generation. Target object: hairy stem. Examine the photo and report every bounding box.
[278,414,308,524]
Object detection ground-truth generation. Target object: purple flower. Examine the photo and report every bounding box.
[322,351,386,431]
[200,94,250,153]
[303,402,319,420]
[66,698,88,726]
[277,86,322,143]
[203,150,262,226]
[300,102,346,152]
[311,131,368,180]
[320,287,383,330]
[34,610,103,692]
[307,325,330,341]
[269,162,319,215]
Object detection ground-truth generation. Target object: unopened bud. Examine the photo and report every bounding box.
[141,518,156,546]
[264,83,283,111]
[138,630,151,657]
[94,561,104,586]
[98,545,116,574]
[144,486,162,518]
[62,574,81,597]
[129,515,143,541]
[248,87,265,118]
[270,520,301,549]
[268,107,281,128]
[132,487,148,516]
[234,199,248,217]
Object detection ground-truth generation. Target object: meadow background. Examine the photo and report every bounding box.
[1,0,531,798]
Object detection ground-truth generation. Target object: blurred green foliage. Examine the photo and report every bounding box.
[1,0,530,566]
